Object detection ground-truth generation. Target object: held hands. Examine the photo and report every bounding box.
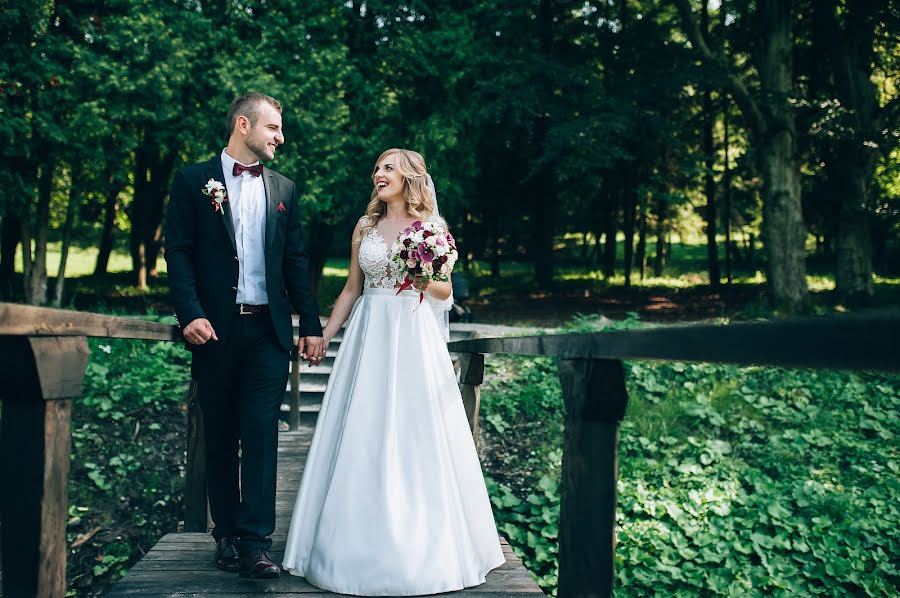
[184,318,218,345]
[297,335,326,366]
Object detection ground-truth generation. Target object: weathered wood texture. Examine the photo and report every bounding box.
[183,380,209,533]
[448,312,900,371]
[0,302,180,341]
[108,429,542,597]
[0,336,89,598]
[289,352,301,431]
[458,351,485,438]
[557,359,628,598]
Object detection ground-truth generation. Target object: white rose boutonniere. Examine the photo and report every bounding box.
[201,179,228,214]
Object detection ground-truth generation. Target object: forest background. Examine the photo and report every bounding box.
[2,1,899,596]
[2,0,898,316]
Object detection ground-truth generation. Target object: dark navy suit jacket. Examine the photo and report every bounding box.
[164,156,323,352]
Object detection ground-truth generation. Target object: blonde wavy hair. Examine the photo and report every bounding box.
[357,148,440,243]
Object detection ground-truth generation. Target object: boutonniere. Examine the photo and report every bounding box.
[276,201,286,213]
[201,179,228,214]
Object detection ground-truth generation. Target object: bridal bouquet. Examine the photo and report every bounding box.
[390,220,458,301]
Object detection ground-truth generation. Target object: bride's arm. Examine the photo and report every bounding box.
[422,277,452,301]
[322,223,365,344]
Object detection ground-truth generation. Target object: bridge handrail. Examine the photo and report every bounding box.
[447,311,900,371]
[3,302,898,597]
[0,302,181,341]
[447,310,900,597]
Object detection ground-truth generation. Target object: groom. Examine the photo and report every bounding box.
[165,92,326,578]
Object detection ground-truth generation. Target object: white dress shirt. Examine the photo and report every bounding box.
[221,149,269,305]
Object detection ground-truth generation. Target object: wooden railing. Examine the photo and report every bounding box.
[1,303,898,597]
[446,311,900,598]
[0,303,180,598]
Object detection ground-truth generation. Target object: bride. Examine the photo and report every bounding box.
[281,149,505,595]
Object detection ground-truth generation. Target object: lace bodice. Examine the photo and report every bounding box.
[358,221,403,289]
[355,216,454,341]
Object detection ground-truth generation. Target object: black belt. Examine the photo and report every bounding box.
[235,303,269,315]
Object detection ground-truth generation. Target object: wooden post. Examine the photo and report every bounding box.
[0,336,89,598]
[183,379,208,533]
[457,352,485,442]
[289,351,301,431]
[557,358,628,598]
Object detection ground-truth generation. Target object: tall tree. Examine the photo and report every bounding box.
[815,0,899,303]
[676,0,809,312]
[700,0,721,287]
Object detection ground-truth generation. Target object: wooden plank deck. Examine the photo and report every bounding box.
[107,429,544,597]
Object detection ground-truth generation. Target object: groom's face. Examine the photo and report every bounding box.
[245,102,284,161]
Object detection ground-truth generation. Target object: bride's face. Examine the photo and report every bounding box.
[372,154,404,202]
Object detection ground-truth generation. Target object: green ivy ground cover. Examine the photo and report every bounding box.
[480,347,899,596]
[62,316,899,597]
[66,333,190,595]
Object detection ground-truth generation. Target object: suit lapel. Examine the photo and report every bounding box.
[206,157,237,253]
[263,169,279,252]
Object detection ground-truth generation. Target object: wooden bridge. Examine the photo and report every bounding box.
[104,429,538,597]
[0,302,898,597]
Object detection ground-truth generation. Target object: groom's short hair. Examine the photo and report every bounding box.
[226,92,282,137]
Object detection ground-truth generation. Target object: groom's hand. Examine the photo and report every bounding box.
[298,336,326,366]
[184,318,218,345]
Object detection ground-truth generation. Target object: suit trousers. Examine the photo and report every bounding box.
[191,311,290,554]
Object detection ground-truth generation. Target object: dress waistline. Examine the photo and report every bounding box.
[363,287,421,298]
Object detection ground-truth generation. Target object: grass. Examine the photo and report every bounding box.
[11,240,900,326]
[14,242,166,278]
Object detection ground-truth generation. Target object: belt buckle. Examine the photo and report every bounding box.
[239,303,251,315]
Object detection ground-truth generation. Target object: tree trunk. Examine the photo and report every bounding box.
[0,211,21,298]
[701,1,720,287]
[654,198,667,277]
[591,222,603,265]
[130,130,155,289]
[488,208,500,277]
[746,231,756,269]
[305,216,335,299]
[622,185,636,288]
[53,161,83,307]
[723,95,733,284]
[702,90,719,286]
[758,132,806,312]
[94,174,121,277]
[25,153,54,305]
[834,163,873,303]
[674,0,808,311]
[636,192,648,280]
[602,194,616,279]
[756,0,807,312]
[818,1,879,303]
[144,148,177,280]
[532,0,555,287]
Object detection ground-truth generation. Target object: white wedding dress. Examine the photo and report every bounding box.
[281,218,505,595]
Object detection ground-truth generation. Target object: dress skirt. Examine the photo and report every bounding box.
[281,287,505,595]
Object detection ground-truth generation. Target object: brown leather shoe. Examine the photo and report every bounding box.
[238,549,280,579]
[215,536,240,572]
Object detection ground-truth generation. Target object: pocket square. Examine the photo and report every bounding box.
[276,201,286,212]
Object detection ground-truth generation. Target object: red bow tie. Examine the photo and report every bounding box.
[233,163,263,177]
